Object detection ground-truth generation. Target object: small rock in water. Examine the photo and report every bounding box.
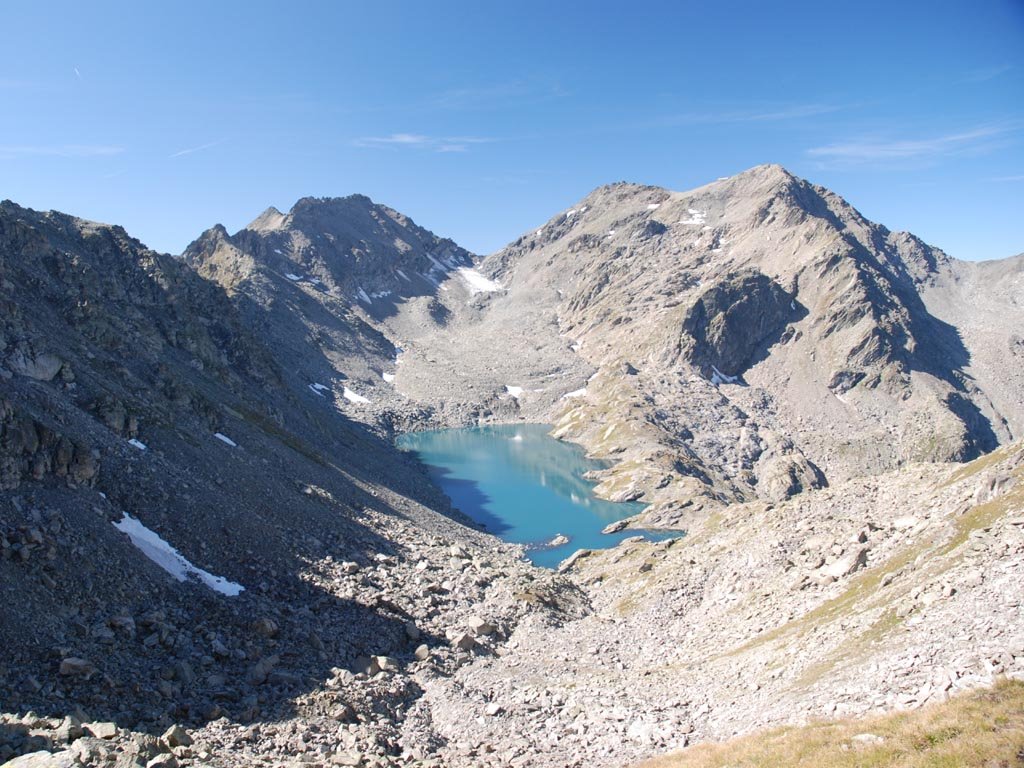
[549,533,570,547]
[602,519,631,534]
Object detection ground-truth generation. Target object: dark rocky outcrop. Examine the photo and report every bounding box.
[677,269,793,378]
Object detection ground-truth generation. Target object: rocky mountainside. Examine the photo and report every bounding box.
[376,164,1023,528]
[182,196,477,433]
[1,166,1022,768]
[0,200,583,766]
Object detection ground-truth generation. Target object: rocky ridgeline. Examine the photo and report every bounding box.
[1,166,1023,767]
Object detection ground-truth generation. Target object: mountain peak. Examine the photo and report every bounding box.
[288,194,378,217]
[247,205,288,233]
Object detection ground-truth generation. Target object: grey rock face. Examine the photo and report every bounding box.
[678,268,792,378]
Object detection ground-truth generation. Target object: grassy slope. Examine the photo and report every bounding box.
[636,679,1024,768]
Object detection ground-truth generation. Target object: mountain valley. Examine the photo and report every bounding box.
[1,165,1022,768]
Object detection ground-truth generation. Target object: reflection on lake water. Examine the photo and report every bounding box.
[398,423,678,568]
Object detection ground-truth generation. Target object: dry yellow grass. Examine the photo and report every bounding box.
[635,679,1024,768]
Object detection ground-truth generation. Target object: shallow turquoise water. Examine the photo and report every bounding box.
[398,423,677,568]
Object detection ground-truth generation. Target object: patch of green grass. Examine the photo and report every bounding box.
[797,608,906,688]
[943,444,1015,488]
[636,678,1024,768]
[937,480,1023,559]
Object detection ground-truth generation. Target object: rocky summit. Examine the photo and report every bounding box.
[1,165,1022,767]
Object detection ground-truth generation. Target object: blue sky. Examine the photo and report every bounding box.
[2,1,1022,260]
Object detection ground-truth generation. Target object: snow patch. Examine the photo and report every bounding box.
[456,267,502,294]
[285,273,302,281]
[273,249,283,255]
[562,388,587,399]
[343,387,370,404]
[128,439,147,451]
[396,269,410,281]
[213,433,237,447]
[646,203,660,210]
[357,287,372,304]
[505,385,523,399]
[382,372,395,383]
[425,252,448,272]
[710,365,739,385]
[113,513,244,596]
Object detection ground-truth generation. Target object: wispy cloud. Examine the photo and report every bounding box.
[807,124,1018,166]
[653,103,846,127]
[169,140,223,158]
[0,77,32,89]
[0,144,123,159]
[353,133,494,153]
[73,67,82,80]
[429,81,566,111]
[959,64,1013,84]
[990,173,1024,182]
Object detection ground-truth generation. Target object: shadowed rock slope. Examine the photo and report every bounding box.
[0,200,581,764]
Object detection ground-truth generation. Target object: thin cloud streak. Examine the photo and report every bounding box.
[807,124,1018,165]
[169,140,223,158]
[0,77,32,89]
[652,103,847,127]
[429,81,567,111]
[0,144,123,159]
[353,133,494,153]
[958,64,1013,84]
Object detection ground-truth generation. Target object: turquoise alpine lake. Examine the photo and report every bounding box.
[398,423,678,568]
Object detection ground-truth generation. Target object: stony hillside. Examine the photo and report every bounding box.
[415,441,1024,766]
[1,166,1022,768]
[0,200,583,766]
